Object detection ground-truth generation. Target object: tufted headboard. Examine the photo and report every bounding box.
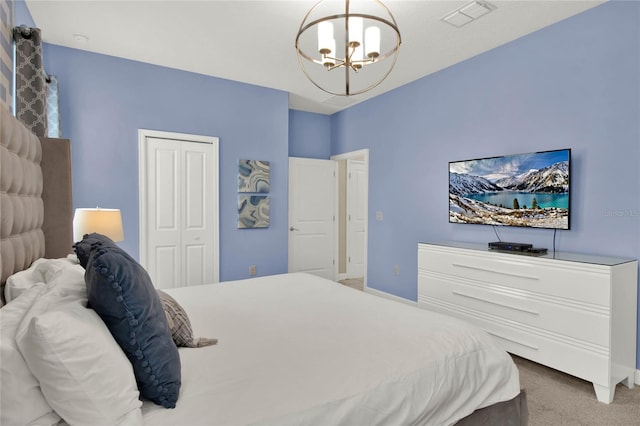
[0,104,73,304]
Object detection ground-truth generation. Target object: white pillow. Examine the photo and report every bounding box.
[4,258,48,303]
[4,256,83,303]
[38,259,87,304]
[0,284,61,426]
[16,303,143,425]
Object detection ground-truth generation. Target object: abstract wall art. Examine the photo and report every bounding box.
[238,160,270,193]
[238,195,270,228]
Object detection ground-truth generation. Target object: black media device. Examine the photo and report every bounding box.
[488,241,548,255]
[528,247,548,254]
[488,241,533,252]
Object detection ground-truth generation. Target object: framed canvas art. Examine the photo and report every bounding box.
[238,195,270,228]
[238,160,270,193]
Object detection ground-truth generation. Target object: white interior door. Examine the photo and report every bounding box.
[139,130,219,289]
[288,157,337,280]
[346,159,366,278]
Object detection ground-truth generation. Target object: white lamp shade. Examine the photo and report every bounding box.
[318,21,334,53]
[73,208,124,242]
[348,16,363,46]
[365,26,380,57]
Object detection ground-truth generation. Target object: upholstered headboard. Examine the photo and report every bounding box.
[0,104,73,303]
[40,137,73,258]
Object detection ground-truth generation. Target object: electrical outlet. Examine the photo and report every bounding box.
[393,264,399,275]
[249,265,257,276]
[376,211,384,221]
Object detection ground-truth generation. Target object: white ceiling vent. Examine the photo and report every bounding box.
[443,1,496,28]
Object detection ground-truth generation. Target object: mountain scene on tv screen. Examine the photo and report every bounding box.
[449,151,569,229]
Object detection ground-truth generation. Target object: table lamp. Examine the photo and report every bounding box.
[73,207,124,242]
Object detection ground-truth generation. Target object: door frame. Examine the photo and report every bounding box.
[331,149,369,289]
[346,158,366,279]
[138,129,220,283]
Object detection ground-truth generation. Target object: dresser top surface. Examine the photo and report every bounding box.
[421,241,637,267]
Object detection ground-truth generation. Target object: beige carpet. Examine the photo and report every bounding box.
[513,355,640,425]
[338,277,364,291]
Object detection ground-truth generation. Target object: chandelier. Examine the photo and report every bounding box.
[295,0,401,96]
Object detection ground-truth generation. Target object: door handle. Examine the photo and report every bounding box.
[289,226,299,231]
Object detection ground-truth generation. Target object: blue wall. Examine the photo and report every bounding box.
[39,44,290,282]
[288,109,331,159]
[331,1,640,362]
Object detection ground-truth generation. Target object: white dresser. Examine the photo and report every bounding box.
[417,241,638,403]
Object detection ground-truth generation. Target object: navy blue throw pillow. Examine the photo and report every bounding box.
[73,232,117,268]
[83,239,181,408]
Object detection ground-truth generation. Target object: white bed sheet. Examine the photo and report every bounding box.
[141,273,520,425]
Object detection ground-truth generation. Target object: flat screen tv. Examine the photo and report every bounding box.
[449,149,571,230]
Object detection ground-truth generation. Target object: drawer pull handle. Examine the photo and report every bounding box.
[486,331,539,351]
[452,291,540,316]
[452,263,538,281]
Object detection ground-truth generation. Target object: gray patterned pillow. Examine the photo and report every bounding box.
[157,290,217,348]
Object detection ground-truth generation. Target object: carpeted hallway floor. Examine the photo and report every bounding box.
[513,355,640,425]
[338,277,364,291]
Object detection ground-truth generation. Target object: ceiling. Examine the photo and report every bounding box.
[25,0,604,115]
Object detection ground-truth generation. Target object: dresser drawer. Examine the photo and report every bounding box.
[418,298,611,386]
[418,273,610,347]
[418,246,611,307]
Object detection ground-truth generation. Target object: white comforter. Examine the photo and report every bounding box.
[141,273,520,426]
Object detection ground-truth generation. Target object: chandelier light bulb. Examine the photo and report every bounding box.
[348,16,363,47]
[365,26,381,59]
[318,21,334,54]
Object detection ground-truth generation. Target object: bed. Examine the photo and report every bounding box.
[0,103,527,425]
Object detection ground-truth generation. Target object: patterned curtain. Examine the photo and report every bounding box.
[46,75,61,138]
[13,25,47,137]
[0,0,13,110]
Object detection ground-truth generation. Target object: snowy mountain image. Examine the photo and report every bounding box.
[449,172,503,196]
[449,150,570,229]
[494,161,569,193]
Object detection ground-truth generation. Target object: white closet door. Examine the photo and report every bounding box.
[147,137,181,289]
[181,143,215,287]
[140,130,219,289]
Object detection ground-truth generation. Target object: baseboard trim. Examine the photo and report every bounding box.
[635,369,640,385]
[365,287,417,307]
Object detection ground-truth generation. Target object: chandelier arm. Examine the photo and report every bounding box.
[296,48,337,94]
[351,58,373,67]
[327,60,346,71]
